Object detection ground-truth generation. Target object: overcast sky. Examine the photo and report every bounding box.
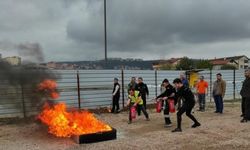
[1,0,250,62]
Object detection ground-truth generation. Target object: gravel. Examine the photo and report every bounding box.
[1,102,250,150]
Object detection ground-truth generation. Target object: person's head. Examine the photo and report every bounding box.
[180,73,186,80]
[216,73,222,80]
[200,75,204,81]
[114,78,118,83]
[162,79,169,87]
[245,68,250,78]
[131,77,136,83]
[173,78,183,89]
[129,88,135,96]
[138,77,143,83]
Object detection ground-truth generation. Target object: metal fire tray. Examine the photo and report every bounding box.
[72,127,117,144]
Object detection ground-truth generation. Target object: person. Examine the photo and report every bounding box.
[196,76,209,112]
[127,77,137,94]
[212,73,226,114]
[156,79,176,127]
[180,73,189,87]
[127,88,149,124]
[136,77,149,112]
[240,69,250,123]
[172,78,201,132]
[111,78,120,113]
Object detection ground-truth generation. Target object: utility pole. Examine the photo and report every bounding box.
[104,0,107,64]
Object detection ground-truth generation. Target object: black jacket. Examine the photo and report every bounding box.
[136,82,149,97]
[240,77,250,98]
[175,86,195,104]
[113,82,120,97]
[157,84,175,99]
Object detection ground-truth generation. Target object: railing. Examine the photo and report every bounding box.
[0,69,246,118]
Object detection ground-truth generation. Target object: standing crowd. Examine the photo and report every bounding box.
[111,69,250,132]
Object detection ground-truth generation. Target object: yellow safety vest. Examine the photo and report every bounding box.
[128,90,143,105]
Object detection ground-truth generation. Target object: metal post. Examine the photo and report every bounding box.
[20,84,26,118]
[233,69,236,100]
[155,70,158,97]
[77,70,81,109]
[104,0,107,63]
[121,68,125,108]
[210,69,212,102]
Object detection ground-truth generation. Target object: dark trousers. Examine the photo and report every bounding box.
[111,95,120,113]
[243,97,250,120]
[164,100,171,124]
[137,95,147,115]
[177,102,199,129]
[198,93,206,110]
[242,97,246,116]
[214,95,223,113]
[129,104,149,121]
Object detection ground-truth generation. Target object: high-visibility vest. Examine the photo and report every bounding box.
[128,90,143,105]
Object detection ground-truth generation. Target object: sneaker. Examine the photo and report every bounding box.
[191,122,201,128]
[128,121,132,124]
[240,114,244,117]
[172,128,182,132]
[214,111,219,113]
[241,119,247,123]
[164,123,172,127]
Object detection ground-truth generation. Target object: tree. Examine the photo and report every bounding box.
[196,59,213,69]
[221,64,237,70]
[176,57,194,70]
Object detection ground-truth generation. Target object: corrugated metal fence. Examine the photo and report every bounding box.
[0,69,245,118]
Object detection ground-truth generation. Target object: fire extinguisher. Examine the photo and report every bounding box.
[169,99,175,113]
[156,100,162,113]
[131,105,137,119]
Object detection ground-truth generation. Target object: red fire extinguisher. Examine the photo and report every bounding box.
[169,99,175,113]
[156,100,162,113]
[131,105,137,119]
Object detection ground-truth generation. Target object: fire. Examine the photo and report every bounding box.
[38,103,112,137]
[37,79,59,99]
[37,79,112,137]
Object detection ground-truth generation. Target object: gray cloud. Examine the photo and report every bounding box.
[1,0,250,61]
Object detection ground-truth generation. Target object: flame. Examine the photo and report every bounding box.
[37,79,112,137]
[38,103,112,137]
[37,79,59,99]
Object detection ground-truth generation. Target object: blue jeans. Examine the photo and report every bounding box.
[214,95,223,113]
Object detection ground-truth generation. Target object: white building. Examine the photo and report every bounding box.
[3,56,21,66]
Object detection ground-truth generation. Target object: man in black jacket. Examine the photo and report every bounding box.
[111,78,120,113]
[136,77,149,115]
[172,78,201,132]
[240,69,250,123]
[156,79,175,127]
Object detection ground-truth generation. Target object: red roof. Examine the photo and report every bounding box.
[210,59,229,65]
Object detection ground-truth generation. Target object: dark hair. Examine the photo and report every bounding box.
[173,78,182,84]
[216,73,222,76]
[138,77,143,80]
[129,88,135,92]
[162,79,169,83]
[114,78,118,81]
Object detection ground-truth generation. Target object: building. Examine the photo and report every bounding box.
[3,56,21,66]
[209,55,249,70]
[152,58,182,70]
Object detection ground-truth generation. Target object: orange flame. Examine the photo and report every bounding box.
[37,79,59,99]
[38,102,112,137]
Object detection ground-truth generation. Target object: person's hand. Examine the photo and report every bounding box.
[163,97,168,100]
[133,103,137,107]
